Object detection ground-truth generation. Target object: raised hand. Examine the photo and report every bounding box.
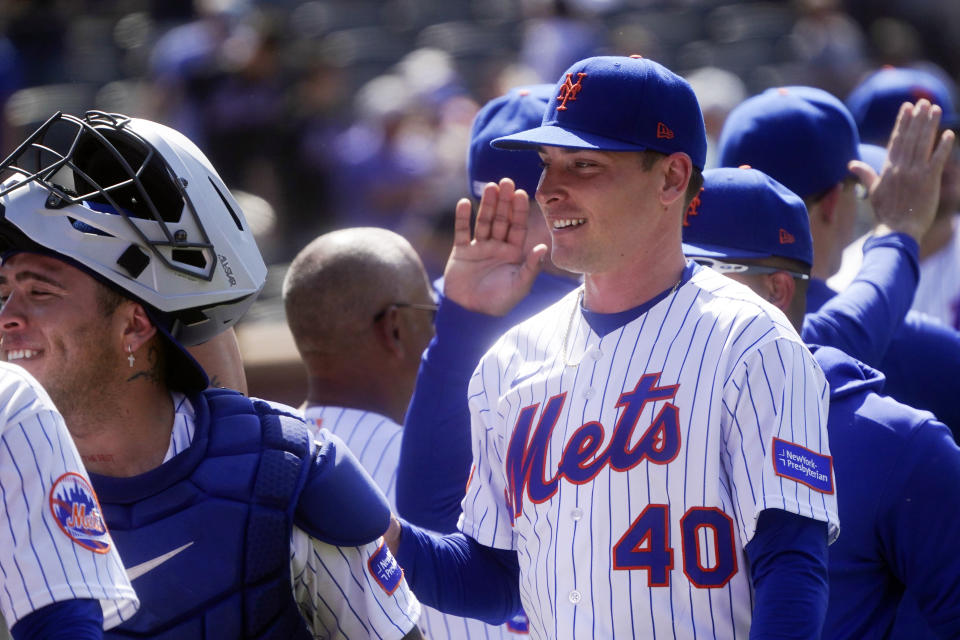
[849,99,956,242]
[443,178,548,316]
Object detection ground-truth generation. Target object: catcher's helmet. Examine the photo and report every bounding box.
[0,111,266,347]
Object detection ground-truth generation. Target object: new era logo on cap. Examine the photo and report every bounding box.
[491,56,708,170]
[557,73,587,111]
[779,228,795,244]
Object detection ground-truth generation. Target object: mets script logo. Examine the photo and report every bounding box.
[49,473,111,554]
[556,73,587,111]
[505,373,680,521]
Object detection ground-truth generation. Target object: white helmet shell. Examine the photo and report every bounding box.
[0,111,266,346]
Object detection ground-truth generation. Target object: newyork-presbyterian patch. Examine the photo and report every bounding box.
[772,438,834,494]
[49,472,112,553]
[368,542,403,595]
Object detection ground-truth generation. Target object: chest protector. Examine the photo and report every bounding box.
[92,389,315,639]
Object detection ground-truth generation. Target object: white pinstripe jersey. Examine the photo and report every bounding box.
[305,406,528,639]
[167,397,421,639]
[0,361,139,630]
[460,266,839,640]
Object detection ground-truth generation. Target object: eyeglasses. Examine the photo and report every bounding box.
[692,257,810,280]
[373,302,439,324]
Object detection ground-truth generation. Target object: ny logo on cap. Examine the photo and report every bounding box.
[556,73,587,111]
[683,188,704,227]
[779,228,795,244]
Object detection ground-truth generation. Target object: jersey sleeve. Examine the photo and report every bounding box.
[289,527,420,639]
[0,364,139,630]
[878,418,960,635]
[457,347,517,551]
[801,233,919,368]
[720,338,839,547]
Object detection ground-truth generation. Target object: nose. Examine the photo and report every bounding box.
[0,292,26,333]
[535,165,559,208]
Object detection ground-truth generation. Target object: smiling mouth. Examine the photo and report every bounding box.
[6,349,40,362]
[553,218,586,229]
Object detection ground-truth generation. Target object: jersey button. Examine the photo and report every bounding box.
[568,590,582,604]
[582,387,595,400]
[571,508,583,521]
[589,346,602,360]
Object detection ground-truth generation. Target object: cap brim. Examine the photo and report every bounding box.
[492,125,652,152]
[682,242,771,261]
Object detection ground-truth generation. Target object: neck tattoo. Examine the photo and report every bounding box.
[559,276,683,368]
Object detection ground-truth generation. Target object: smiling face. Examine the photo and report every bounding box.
[535,147,669,276]
[0,253,128,415]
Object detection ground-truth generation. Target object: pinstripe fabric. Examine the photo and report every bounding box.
[0,361,138,630]
[460,267,838,639]
[306,406,525,639]
[912,215,960,329]
[163,401,420,638]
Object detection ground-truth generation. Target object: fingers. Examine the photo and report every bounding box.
[931,129,957,175]
[516,243,548,290]
[847,160,879,195]
[887,100,942,168]
[490,178,515,242]
[452,198,473,247]
[506,187,530,248]
[473,182,498,241]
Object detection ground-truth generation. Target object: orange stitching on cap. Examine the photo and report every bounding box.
[910,87,936,103]
[556,73,587,111]
[779,228,795,244]
[656,122,675,139]
[683,188,704,227]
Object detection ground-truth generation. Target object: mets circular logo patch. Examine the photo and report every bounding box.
[48,472,111,554]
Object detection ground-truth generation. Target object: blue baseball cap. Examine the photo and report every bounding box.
[468,84,553,199]
[492,55,708,170]
[718,86,862,200]
[682,166,813,267]
[846,66,960,145]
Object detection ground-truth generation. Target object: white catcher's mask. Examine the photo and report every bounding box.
[0,111,267,346]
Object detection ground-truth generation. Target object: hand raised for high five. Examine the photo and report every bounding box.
[849,98,956,242]
[442,178,548,316]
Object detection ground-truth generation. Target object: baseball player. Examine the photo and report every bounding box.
[682,165,960,639]
[285,226,536,638]
[387,55,839,639]
[397,85,580,537]
[0,361,138,639]
[0,111,421,639]
[838,66,960,329]
[717,85,960,437]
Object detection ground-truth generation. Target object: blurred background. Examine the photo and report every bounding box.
[2,0,957,404]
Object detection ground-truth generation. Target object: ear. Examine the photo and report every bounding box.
[659,152,694,207]
[372,307,405,360]
[765,271,797,312]
[811,183,841,226]
[120,302,158,353]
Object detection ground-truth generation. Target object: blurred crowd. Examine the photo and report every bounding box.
[1,0,958,280]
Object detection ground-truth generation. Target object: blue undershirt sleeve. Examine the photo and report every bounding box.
[11,599,104,640]
[396,296,512,532]
[394,517,522,624]
[745,509,829,639]
[802,233,919,367]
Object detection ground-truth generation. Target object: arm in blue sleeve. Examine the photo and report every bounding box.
[745,509,829,639]
[11,599,103,640]
[396,296,514,532]
[880,420,960,635]
[394,517,522,624]
[802,233,919,367]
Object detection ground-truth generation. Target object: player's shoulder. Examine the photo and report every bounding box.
[0,361,58,422]
[687,265,802,343]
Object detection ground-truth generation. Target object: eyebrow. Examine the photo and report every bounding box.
[0,270,67,289]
